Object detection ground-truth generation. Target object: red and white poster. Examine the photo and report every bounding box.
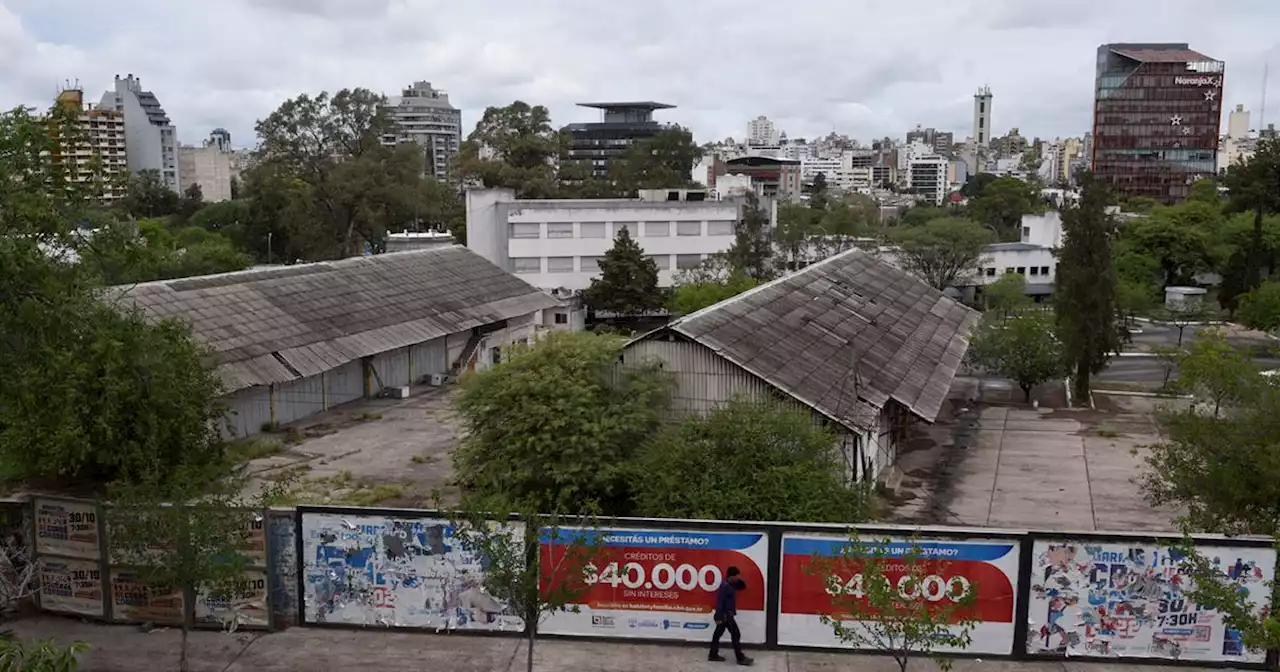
[540,527,768,643]
[778,533,1020,654]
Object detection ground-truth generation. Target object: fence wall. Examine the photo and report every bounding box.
[23,499,1279,668]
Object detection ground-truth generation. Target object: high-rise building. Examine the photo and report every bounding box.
[747,115,780,146]
[381,81,462,181]
[1228,104,1251,139]
[565,102,674,179]
[49,88,129,202]
[1091,43,1224,203]
[973,86,993,148]
[179,130,235,202]
[906,125,955,156]
[98,74,179,192]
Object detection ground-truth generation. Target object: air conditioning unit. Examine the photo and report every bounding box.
[383,386,410,399]
[426,373,446,387]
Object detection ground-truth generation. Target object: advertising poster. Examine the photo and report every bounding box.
[195,570,271,629]
[37,557,104,617]
[301,511,524,630]
[778,534,1020,654]
[35,499,100,559]
[236,514,267,566]
[110,569,185,624]
[1026,540,1275,663]
[539,527,769,643]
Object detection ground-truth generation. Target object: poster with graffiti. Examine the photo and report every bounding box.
[237,514,268,566]
[35,499,100,559]
[539,527,769,643]
[194,569,271,630]
[1026,540,1275,662]
[776,534,1020,654]
[37,557,104,617]
[300,511,525,630]
[109,569,185,624]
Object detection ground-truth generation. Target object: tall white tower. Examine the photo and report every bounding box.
[1228,104,1251,138]
[973,86,993,148]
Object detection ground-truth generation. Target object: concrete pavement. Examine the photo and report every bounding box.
[7,616,1240,672]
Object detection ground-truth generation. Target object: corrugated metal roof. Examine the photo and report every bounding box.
[108,247,559,392]
[647,249,980,427]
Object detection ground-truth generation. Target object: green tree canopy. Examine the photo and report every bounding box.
[983,272,1031,316]
[669,271,759,316]
[456,101,563,198]
[966,311,1067,401]
[609,126,702,194]
[1237,280,1280,332]
[726,192,774,280]
[889,217,992,290]
[583,228,664,315]
[117,169,180,220]
[1224,137,1280,290]
[1123,211,1214,286]
[966,176,1043,238]
[630,398,872,523]
[451,332,670,514]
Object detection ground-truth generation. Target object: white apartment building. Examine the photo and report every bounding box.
[99,74,179,192]
[972,211,1062,299]
[747,115,780,146]
[51,89,129,202]
[907,155,947,205]
[381,81,462,180]
[466,188,742,291]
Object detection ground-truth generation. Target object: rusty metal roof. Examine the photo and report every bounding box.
[107,247,559,392]
[650,249,979,428]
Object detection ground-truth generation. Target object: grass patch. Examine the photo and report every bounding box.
[410,454,436,465]
[358,412,384,421]
[1095,428,1119,438]
[225,438,283,464]
[272,470,405,507]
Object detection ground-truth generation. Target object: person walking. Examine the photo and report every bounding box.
[709,566,753,665]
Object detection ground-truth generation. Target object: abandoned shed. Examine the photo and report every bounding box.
[624,248,980,482]
[109,247,562,438]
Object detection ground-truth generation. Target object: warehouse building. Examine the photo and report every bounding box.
[623,248,979,482]
[110,247,563,438]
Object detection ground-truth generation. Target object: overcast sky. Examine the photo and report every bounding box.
[3,0,1279,149]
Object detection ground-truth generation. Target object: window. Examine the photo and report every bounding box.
[1016,267,1026,274]
[613,222,634,237]
[509,223,539,239]
[677,221,702,236]
[985,268,996,277]
[649,255,671,270]
[580,256,604,272]
[1005,267,1015,274]
[706,220,737,235]
[580,222,606,238]
[512,258,541,274]
[490,347,501,365]
[676,254,702,270]
[547,222,573,239]
[644,221,670,237]
[979,117,984,129]
[547,256,574,273]
[1030,267,1040,276]
[1041,266,1050,275]
[554,313,568,325]
[1022,226,1031,239]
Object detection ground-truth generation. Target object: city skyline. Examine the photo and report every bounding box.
[2,0,1279,148]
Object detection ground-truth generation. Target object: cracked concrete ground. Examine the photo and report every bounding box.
[884,377,1181,532]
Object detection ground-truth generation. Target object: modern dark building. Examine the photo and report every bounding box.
[1091,43,1225,203]
[564,101,674,178]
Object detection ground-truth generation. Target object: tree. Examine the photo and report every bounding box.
[960,172,997,199]
[966,176,1043,238]
[609,126,702,194]
[455,101,562,198]
[177,182,204,222]
[451,332,670,515]
[669,272,759,316]
[1115,278,1158,331]
[890,217,992,290]
[1054,172,1120,403]
[1237,281,1280,333]
[448,506,602,672]
[0,637,89,671]
[1213,212,1280,314]
[809,537,979,672]
[1224,137,1280,291]
[1124,210,1214,286]
[966,312,1067,402]
[983,272,1030,317]
[108,471,281,672]
[583,229,664,316]
[78,220,253,285]
[1176,331,1261,417]
[1188,178,1223,204]
[1155,301,1215,347]
[1121,196,1159,214]
[1172,542,1276,665]
[897,204,949,228]
[631,398,873,523]
[118,169,180,219]
[229,175,242,200]
[1140,355,1277,536]
[726,193,774,280]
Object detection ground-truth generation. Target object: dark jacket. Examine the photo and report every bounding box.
[714,579,738,619]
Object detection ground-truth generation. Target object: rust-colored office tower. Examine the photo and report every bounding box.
[1091,43,1224,203]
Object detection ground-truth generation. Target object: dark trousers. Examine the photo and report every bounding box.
[710,615,745,660]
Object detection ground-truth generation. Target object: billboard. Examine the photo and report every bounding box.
[195,569,271,630]
[539,527,769,643]
[109,569,185,624]
[1026,540,1275,663]
[37,557,104,617]
[778,533,1020,654]
[300,511,524,630]
[34,499,100,559]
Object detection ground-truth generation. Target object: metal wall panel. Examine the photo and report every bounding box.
[273,374,326,427]
[222,386,274,438]
[370,347,412,389]
[325,360,365,408]
[409,337,449,383]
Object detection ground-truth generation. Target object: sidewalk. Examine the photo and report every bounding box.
[7,616,1238,672]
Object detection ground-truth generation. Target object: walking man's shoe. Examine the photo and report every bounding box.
[708,654,726,662]
[737,657,754,666]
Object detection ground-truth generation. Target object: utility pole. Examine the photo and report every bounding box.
[267,232,273,265]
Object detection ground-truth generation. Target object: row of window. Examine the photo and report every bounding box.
[982,265,1053,277]
[513,254,707,274]
[509,220,735,240]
